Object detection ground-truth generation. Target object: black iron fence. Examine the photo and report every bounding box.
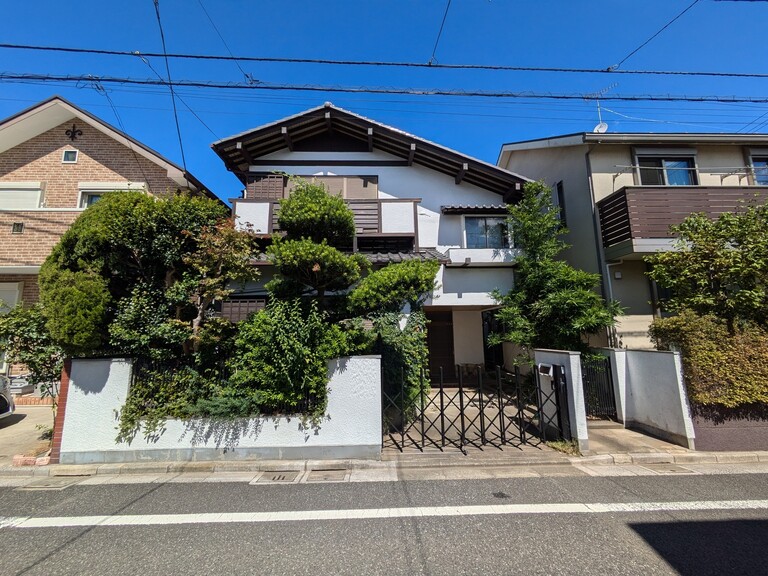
[382,365,569,453]
[581,355,617,419]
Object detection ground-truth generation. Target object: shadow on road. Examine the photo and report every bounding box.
[0,413,27,428]
[630,519,768,575]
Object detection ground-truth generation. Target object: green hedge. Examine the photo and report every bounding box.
[649,310,768,408]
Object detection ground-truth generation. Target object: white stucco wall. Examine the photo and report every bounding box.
[429,266,513,307]
[59,356,382,464]
[533,349,589,452]
[452,310,485,365]
[233,201,271,233]
[602,348,695,448]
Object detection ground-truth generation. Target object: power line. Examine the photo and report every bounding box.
[195,0,256,84]
[429,0,452,65]
[136,54,220,138]
[151,0,188,174]
[4,71,768,103]
[612,0,702,70]
[2,42,768,79]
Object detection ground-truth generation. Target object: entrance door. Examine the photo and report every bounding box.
[425,311,456,382]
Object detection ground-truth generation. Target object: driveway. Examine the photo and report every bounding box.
[0,406,53,466]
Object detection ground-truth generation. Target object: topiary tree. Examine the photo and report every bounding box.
[491,181,622,360]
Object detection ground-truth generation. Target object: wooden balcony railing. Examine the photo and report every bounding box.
[597,186,768,248]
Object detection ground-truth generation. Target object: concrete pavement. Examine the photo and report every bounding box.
[0,406,52,466]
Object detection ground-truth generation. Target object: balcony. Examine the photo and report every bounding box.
[597,185,768,260]
[233,197,420,252]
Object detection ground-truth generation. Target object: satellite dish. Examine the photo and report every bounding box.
[593,122,608,134]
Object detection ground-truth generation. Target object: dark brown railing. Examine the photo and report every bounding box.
[597,186,768,248]
[271,199,381,235]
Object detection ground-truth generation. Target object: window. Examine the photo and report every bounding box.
[80,192,103,208]
[11,222,24,234]
[465,216,510,249]
[555,181,567,227]
[0,183,42,210]
[638,156,697,186]
[62,150,78,163]
[78,182,146,209]
[752,157,768,185]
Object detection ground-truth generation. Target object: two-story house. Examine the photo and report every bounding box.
[0,96,217,374]
[212,103,530,380]
[498,132,768,348]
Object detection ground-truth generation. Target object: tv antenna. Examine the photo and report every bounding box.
[584,83,618,134]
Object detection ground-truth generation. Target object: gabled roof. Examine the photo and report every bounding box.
[212,103,530,197]
[0,96,221,203]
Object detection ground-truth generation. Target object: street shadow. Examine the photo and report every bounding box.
[629,519,768,575]
[0,413,27,428]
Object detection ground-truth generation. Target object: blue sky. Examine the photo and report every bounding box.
[2,0,767,200]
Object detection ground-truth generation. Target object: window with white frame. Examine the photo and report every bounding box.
[78,182,146,209]
[752,156,768,185]
[0,183,42,210]
[637,155,698,186]
[62,150,78,164]
[465,216,510,249]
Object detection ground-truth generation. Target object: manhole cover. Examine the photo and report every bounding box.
[253,471,299,484]
[17,477,82,491]
[306,469,347,482]
[640,464,696,475]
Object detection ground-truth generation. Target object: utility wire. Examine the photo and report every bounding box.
[429,0,452,65]
[5,71,768,103]
[137,54,219,138]
[612,0,702,70]
[2,42,768,79]
[195,0,256,84]
[152,0,188,175]
[89,82,153,193]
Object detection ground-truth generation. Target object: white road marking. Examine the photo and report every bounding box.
[1,499,767,529]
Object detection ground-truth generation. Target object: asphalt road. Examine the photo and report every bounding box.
[0,407,52,465]
[1,471,767,575]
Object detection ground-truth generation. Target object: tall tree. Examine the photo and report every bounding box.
[491,181,621,358]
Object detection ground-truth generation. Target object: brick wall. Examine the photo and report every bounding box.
[0,120,187,206]
[0,120,195,268]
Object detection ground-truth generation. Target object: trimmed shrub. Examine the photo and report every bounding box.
[650,310,768,408]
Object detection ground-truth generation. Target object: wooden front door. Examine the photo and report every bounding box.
[425,311,456,382]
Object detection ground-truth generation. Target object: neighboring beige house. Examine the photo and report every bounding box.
[212,103,530,380]
[498,132,768,348]
[0,96,217,374]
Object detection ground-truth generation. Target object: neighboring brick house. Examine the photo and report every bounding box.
[0,96,218,374]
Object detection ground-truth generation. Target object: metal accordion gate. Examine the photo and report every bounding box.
[581,355,617,420]
[382,365,570,454]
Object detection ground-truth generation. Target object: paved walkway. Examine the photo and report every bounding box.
[587,420,689,455]
[0,406,52,466]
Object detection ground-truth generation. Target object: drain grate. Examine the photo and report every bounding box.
[17,477,82,491]
[253,471,300,484]
[640,464,696,475]
[306,469,347,482]
[492,491,511,499]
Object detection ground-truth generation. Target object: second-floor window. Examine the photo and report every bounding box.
[752,157,768,185]
[638,156,697,186]
[0,185,42,210]
[465,216,510,249]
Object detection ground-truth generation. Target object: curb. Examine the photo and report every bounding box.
[2,450,766,477]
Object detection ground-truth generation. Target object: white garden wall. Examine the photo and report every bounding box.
[602,348,695,449]
[59,356,382,464]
